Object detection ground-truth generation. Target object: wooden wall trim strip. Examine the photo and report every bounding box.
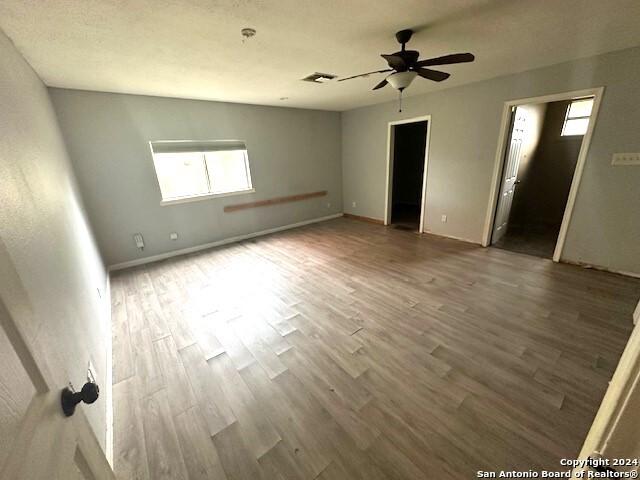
[343,213,385,225]
[224,190,327,213]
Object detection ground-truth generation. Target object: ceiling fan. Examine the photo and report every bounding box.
[339,29,475,110]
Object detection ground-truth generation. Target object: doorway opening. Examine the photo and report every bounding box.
[484,88,603,260]
[384,116,430,232]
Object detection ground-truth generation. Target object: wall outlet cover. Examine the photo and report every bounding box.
[441,215,447,223]
[170,232,179,240]
[352,201,357,208]
[133,233,144,249]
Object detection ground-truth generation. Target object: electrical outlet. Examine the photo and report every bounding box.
[327,202,331,208]
[441,214,447,223]
[352,201,357,208]
[133,233,144,250]
[170,232,178,240]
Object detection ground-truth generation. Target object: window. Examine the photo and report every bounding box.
[149,141,253,204]
[561,97,594,136]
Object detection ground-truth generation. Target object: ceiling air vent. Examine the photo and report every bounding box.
[301,72,337,83]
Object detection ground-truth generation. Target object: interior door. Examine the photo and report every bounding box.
[0,251,114,480]
[492,107,527,243]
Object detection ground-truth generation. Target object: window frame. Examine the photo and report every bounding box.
[561,97,594,137]
[149,141,255,206]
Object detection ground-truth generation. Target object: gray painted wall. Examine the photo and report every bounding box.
[49,90,343,266]
[342,46,640,275]
[0,32,109,449]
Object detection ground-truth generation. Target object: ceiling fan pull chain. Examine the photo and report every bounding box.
[398,90,403,112]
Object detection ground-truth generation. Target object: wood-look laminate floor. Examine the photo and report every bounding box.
[110,218,640,480]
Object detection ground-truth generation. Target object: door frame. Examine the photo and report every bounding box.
[384,115,432,232]
[573,310,640,477]
[481,87,605,262]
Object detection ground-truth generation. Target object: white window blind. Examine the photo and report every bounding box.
[149,140,253,203]
[561,98,594,136]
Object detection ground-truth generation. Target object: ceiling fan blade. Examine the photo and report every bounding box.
[415,68,450,82]
[338,68,392,82]
[381,54,406,71]
[372,79,388,90]
[416,53,475,67]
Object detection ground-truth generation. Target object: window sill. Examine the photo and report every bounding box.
[160,189,255,206]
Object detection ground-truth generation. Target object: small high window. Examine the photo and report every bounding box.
[561,97,594,136]
[149,141,253,204]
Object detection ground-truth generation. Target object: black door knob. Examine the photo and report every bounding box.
[61,382,100,417]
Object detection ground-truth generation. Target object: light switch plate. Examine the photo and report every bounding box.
[612,153,640,166]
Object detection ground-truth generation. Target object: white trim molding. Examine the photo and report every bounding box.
[574,319,640,477]
[383,115,432,232]
[104,273,113,467]
[160,188,255,206]
[561,258,640,280]
[108,213,343,271]
[482,87,605,263]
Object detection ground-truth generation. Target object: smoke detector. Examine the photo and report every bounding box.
[241,28,256,41]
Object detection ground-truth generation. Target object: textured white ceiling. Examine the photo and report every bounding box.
[1,0,640,111]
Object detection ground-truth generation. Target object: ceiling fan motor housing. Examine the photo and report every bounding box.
[395,29,414,46]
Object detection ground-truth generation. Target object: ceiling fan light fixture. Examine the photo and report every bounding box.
[387,71,417,91]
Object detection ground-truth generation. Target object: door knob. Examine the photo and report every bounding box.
[61,382,100,417]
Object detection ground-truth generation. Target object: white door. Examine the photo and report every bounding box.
[0,263,114,479]
[492,107,527,243]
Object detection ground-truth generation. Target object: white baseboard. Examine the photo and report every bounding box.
[108,213,344,271]
[614,269,640,279]
[560,259,640,280]
[422,229,482,245]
